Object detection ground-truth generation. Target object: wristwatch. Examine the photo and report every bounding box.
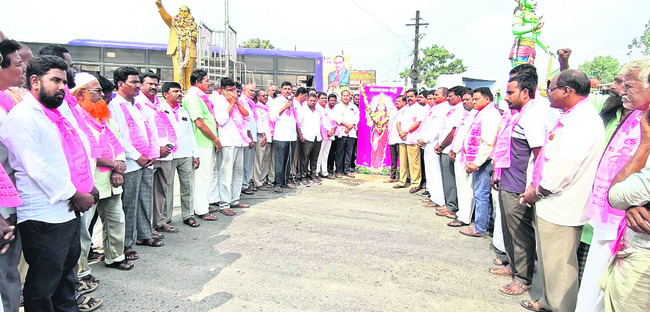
[535,187,546,200]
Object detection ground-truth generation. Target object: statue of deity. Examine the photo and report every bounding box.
[156,0,198,90]
[509,0,551,67]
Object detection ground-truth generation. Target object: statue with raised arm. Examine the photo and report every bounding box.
[509,0,552,67]
[156,0,197,90]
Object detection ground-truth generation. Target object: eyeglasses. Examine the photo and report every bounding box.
[83,88,104,94]
[547,85,566,93]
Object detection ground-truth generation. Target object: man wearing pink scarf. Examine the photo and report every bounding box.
[108,67,163,260]
[520,70,605,312]
[210,77,250,214]
[253,89,274,190]
[0,56,98,311]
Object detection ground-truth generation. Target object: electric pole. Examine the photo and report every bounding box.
[406,10,428,89]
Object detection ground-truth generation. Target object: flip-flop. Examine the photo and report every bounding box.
[218,209,236,216]
[135,238,164,247]
[105,259,134,271]
[196,213,218,221]
[154,226,179,233]
[459,227,487,237]
[488,266,513,278]
[446,212,457,219]
[499,280,530,296]
[520,300,551,312]
[447,218,469,227]
[183,217,201,227]
[123,248,139,261]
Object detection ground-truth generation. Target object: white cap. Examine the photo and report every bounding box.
[70,72,98,93]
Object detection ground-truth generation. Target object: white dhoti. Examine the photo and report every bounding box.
[194,147,216,215]
[424,144,444,205]
[454,158,474,224]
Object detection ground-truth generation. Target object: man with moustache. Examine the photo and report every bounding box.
[240,83,258,194]
[395,89,426,193]
[0,56,98,311]
[488,72,548,296]
[299,94,332,185]
[316,92,337,179]
[520,70,605,312]
[333,90,359,178]
[109,67,163,262]
[326,93,339,178]
[253,89,274,190]
[385,95,407,183]
[417,88,448,201]
[73,73,132,274]
[161,81,200,228]
[270,82,301,192]
[135,72,177,235]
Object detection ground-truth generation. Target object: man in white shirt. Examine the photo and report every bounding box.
[447,90,477,227]
[458,87,501,237]
[395,89,425,193]
[270,82,301,192]
[326,93,339,178]
[333,90,360,178]
[108,67,163,259]
[435,86,467,220]
[291,87,309,184]
[316,92,337,179]
[520,70,605,312]
[299,94,331,185]
[384,95,407,183]
[0,56,98,311]
[211,77,250,213]
[240,84,258,195]
[418,88,449,202]
[252,89,273,190]
[161,82,200,228]
[135,72,175,235]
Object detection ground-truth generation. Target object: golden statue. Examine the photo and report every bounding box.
[156,0,197,90]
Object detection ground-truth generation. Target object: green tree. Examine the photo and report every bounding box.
[578,55,620,84]
[240,38,276,49]
[400,44,467,87]
[628,19,650,56]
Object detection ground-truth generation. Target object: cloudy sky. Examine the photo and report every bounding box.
[3,0,649,87]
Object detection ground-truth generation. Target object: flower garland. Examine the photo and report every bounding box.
[172,13,197,84]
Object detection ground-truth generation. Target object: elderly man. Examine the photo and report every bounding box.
[73,73,132,274]
[577,56,650,312]
[0,56,97,311]
[210,78,250,213]
[136,72,176,235]
[253,89,273,190]
[109,67,163,261]
[183,70,220,221]
[520,70,605,312]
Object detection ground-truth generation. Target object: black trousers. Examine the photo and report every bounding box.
[350,138,358,170]
[274,140,296,187]
[327,139,337,174]
[389,144,399,179]
[300,140,322,179]
[420,148,426,185]
[20,217,81,312]
[335,136,355,174]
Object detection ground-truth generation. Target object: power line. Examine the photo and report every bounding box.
[350,0,412,50]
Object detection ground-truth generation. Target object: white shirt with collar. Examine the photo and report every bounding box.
[388,106,406,145]
[0,92,79,224]
[333,102,360,138]
[438,102,467,154]
[419,102,449,145]
[451,109,478,154]
[398,103,426,145]
[536,98,606,226]
[162,101,198,159]
[240,95,258,142]
[269,95,298,142]
[108,94,159,173]
[210,92,248,147]
[255,101,272,142]
[135,92,171,161]
[300,106,325,142]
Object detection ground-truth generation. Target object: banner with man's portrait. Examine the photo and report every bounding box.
[323,55,351,95]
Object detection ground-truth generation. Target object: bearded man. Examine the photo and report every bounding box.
[73,73,132,274]
[156,0,197,90]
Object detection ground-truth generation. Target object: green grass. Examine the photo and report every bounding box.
[356,165,392,176]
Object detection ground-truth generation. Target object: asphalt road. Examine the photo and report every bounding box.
[89,174,541,311]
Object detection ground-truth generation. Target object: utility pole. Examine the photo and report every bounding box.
[406,10,428,89]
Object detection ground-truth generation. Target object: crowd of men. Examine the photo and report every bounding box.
[386,51,650,312]
[0,32,649,312]
[0,36,367,311]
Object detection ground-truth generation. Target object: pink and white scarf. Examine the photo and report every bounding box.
[64,87,102,159]
[79,112,125,172]
[40,101,94,193]
[118,101,160,159]
[461,103,495,165]
[140,92,177,145]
